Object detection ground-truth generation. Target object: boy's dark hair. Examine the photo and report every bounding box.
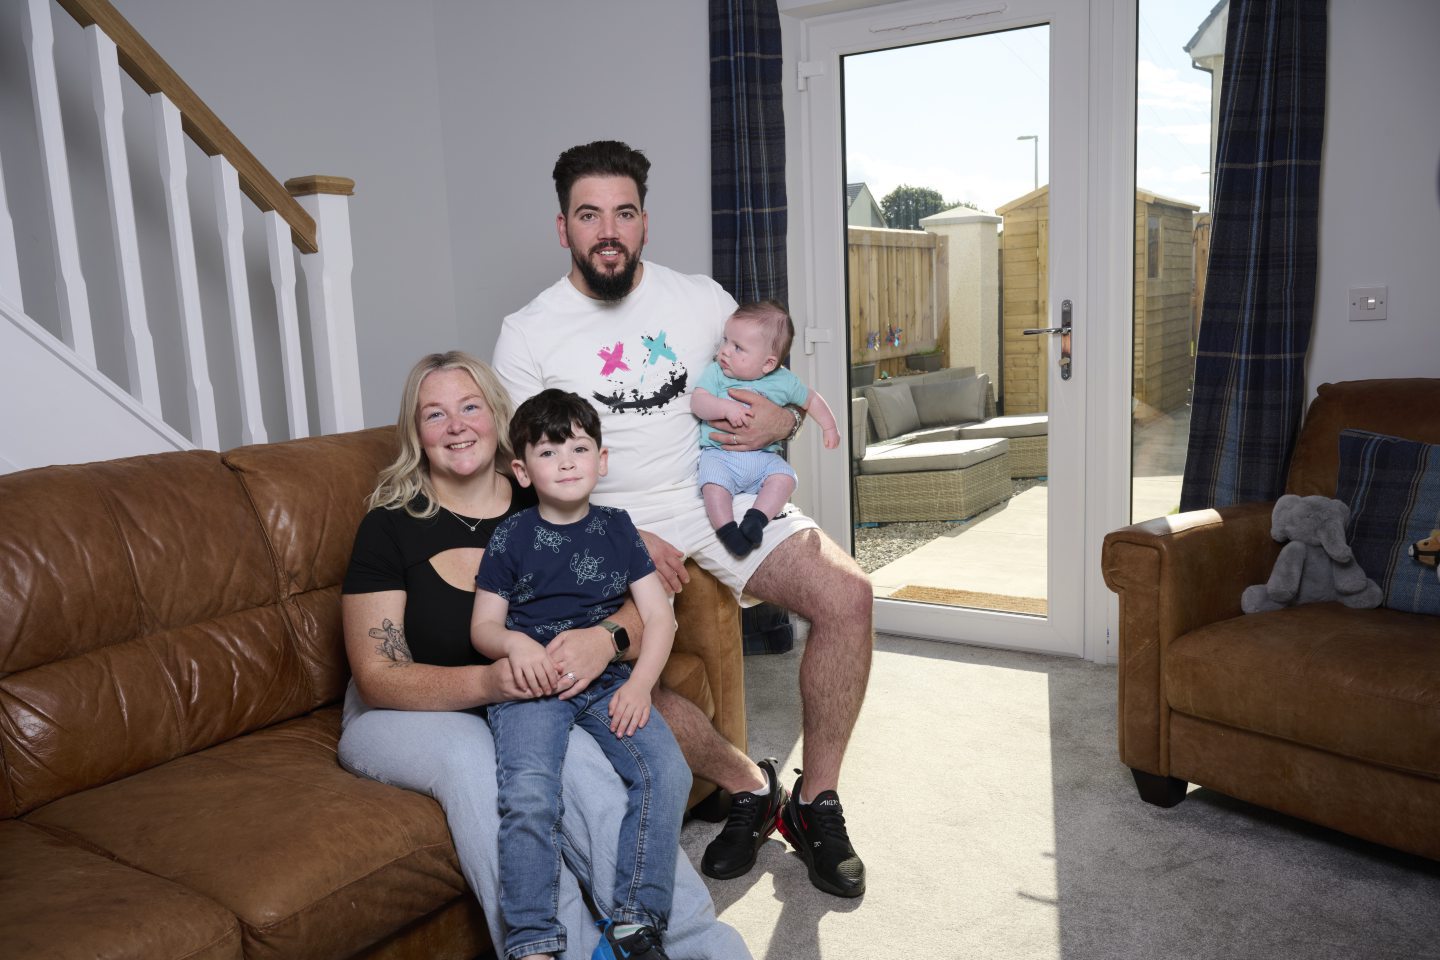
[732,299,795,359]
[553,140,651,214]
[509,389,603,458]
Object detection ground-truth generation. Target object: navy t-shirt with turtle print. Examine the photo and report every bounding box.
[474,504,655,644]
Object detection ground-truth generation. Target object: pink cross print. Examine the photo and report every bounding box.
[598,341,629,377]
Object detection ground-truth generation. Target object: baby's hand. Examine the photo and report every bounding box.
[723,401,753,429]
[822,427,841,450]
[607,679,652,737]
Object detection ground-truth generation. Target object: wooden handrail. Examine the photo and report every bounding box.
[54,0,321,253]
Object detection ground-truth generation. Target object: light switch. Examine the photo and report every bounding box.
[1349,285,1388,321]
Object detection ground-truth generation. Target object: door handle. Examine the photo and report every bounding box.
[1021,299,1073,381]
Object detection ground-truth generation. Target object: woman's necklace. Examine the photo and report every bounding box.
[443,507,483,534]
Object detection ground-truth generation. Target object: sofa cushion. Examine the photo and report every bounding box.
[857,438,1008,476]
[911,374,989,427]
[956,414,1049,440]
[1336,429,1440,615]
[861,382,921,441]
[850,396,870,459]
[24,708,475,960]
[0,819,243,960]
[1165,604,1440,778]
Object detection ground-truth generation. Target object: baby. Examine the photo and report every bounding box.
[689,300,840,557]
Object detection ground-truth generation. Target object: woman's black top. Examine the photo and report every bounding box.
[342,477,537,666]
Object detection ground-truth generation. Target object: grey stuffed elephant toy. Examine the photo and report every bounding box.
[1241,494,1383,614]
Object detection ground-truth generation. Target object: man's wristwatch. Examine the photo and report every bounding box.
[785,405,805,441]
[600,620,630,664]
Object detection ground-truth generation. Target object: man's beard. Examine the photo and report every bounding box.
[574,242,641,302]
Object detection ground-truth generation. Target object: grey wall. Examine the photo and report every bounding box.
[111,0,715,428]
[1306,0,1440,391]
[49,0,1440,428]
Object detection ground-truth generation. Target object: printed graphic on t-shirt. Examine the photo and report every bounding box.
[591,327,692,416]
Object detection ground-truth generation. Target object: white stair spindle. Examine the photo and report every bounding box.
[292,182,362,434]
[86,25,160,414]
[264,211,309,439]
[211,157,266,446]
[153,93,218,449]
[21,0,94,363]
[0,150,22,313]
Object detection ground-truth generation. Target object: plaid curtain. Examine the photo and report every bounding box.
[1179,0,1328,510]
[710,0,787,304]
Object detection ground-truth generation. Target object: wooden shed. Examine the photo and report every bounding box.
[1134,190,1200,415]
[996,186,1199,416]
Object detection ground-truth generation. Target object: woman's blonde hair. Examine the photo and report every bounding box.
[367,351,515,518]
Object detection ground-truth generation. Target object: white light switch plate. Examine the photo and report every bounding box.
[1349,285,1388,321]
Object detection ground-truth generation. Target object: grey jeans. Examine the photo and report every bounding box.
[337,681,751,960]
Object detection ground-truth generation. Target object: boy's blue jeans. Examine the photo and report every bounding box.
[485,664,690,960]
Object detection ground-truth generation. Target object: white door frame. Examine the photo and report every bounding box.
[779,0,1136,663]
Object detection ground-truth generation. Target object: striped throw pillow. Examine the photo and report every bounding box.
[1336,430,1440,615]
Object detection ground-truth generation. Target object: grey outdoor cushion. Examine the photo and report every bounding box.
[857,437,1008,476]
[911,374,989,427]
[850,396,870,460]
[956,414,1048,440]
[861,382,921,441]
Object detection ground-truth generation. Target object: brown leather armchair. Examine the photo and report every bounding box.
[0,427,744,960]
[1102,379,1440,861]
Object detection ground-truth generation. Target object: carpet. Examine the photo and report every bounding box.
[681,634,1440,960]
[889,584,1048,616]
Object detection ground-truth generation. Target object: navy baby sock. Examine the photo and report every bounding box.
[716,521,755,557]
[739,508,769,546]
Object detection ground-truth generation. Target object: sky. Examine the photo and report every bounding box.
[843,0,1219,216]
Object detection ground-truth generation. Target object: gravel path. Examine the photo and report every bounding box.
[852,478,1044,574]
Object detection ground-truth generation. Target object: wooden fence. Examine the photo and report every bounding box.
[846,226,949,382]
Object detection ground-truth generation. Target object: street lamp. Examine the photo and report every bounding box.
[1017,134,1039,191]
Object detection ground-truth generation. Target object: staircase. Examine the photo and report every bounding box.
[0,0,362,473]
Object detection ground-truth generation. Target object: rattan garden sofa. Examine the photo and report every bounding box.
[850,370,1048,523]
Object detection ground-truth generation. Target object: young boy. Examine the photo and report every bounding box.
[689,300,841,557]
[472,389,686,960]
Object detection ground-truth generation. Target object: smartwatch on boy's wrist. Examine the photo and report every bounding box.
[600,620,630,664]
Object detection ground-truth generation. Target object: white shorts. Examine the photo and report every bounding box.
[637,495,818,605]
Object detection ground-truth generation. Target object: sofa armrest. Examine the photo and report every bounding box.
[1100,501,1279,775]
[671,561,746,758]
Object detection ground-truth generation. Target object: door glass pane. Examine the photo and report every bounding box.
[1130,0,1226,522]
[842,26,1051,617]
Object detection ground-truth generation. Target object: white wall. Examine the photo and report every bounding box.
[1306,0,1440,393]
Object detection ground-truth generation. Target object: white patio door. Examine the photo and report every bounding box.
[793,0,1099,657]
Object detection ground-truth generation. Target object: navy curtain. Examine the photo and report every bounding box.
[710,0,788,304]
[711,0,793,655]
[1179,0,1328,510]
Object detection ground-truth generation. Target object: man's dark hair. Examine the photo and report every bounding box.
[553,140,651,213]
[509,389,603,457]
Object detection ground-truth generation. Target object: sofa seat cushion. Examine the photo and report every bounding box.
[1165,604,1440,777]
[858,438,1008,476]
[23,707,475,960]
[956,414,1049,440]
[0,819,243,960]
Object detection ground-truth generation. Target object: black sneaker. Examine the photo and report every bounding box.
[700,758,788,880]
[777,771,866,898]
[591,918,669,960]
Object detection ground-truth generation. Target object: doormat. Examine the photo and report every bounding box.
[890,585,1048,617]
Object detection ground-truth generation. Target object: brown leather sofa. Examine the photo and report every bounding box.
[1102,379,1440,861]
[0,427,744,960]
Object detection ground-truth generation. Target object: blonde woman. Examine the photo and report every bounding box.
[338,352,748,960]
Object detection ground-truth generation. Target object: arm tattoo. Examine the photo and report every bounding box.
[369,619,413,666]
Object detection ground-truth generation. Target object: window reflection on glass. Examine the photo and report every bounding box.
[1130,0,1226,523]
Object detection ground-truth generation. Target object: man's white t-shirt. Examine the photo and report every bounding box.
[493,262,738,529]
